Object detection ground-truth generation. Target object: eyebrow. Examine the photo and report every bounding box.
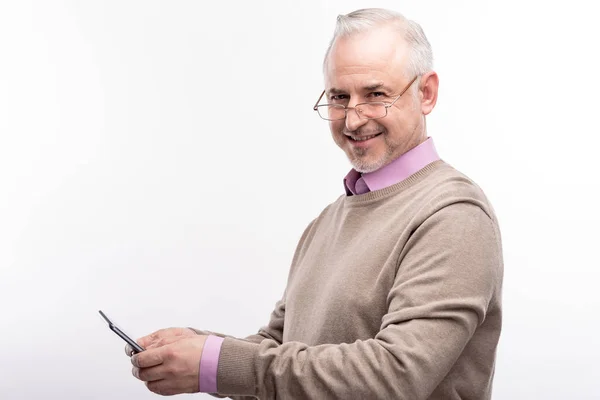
[327,83,394,95]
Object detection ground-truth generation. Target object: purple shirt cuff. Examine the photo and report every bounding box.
[199,335,224,393]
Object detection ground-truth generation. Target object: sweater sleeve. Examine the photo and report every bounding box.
[201,298,286,400]
[189,295,284,347]
[212,203,502,399]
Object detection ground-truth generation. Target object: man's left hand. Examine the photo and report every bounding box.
[131,334,208,396]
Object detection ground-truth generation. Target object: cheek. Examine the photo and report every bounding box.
[383,113,412,136]
[329,121,344,136]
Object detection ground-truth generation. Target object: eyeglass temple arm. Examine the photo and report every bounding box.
[313,90,326,110]
[388,76,419,107]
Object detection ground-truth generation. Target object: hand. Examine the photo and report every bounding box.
[131,334,208,396]
[124,327,197,357]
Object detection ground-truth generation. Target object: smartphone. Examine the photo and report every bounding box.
[99,310,145,354]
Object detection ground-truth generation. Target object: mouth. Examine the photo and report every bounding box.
[346,132,383,143]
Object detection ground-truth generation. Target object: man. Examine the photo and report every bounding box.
[127,8,503,399]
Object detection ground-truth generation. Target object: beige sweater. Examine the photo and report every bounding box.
[207,160,503,399]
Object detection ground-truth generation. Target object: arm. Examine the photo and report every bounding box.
[212,203,503,399]
[195,299,287,400]
[188,295,284,345]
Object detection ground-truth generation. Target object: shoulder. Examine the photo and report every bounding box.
[413,161,499,224]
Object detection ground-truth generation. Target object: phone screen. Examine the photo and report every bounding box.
[99,310,145,354]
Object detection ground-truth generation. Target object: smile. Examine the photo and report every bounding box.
[348,132,383,142]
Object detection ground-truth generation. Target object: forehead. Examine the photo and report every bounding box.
[325,26,409,90]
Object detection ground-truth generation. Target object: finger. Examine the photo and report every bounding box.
[132,365,169,382]
[124,343,137,357]
[131,348,165,368]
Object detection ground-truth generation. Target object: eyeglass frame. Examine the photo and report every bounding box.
[312,75,419,121]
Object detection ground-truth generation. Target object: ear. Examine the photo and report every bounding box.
[419,71,439,115]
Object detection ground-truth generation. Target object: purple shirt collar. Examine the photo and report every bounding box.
[344,137,440,196]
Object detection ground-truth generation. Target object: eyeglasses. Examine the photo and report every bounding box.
[313,76,418,121]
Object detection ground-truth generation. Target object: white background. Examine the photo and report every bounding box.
[1,1,599,399]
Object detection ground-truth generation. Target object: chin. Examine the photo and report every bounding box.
[350,156,388,173]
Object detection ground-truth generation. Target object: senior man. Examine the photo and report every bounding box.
[128,8,503,400]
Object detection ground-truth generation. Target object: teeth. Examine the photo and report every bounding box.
[351,133,379,141]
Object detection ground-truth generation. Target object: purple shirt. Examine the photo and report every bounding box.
[199,335,224,393]
[198,137,440,393]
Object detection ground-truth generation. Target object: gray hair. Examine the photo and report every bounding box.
[323,8,433,81]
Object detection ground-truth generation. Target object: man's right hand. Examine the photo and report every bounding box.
[124,327,197,357]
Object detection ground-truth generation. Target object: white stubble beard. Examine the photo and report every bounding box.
[347,135,395,173]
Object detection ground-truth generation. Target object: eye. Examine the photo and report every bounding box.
[369,92,386,99]
[330,94,349,102]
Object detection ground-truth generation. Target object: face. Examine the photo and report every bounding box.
[324,26,433,173]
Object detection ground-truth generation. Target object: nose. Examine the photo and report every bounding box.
[344,105,368,132]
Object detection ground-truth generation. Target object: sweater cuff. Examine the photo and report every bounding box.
[199,335,224,393]
[216,337,259,396]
